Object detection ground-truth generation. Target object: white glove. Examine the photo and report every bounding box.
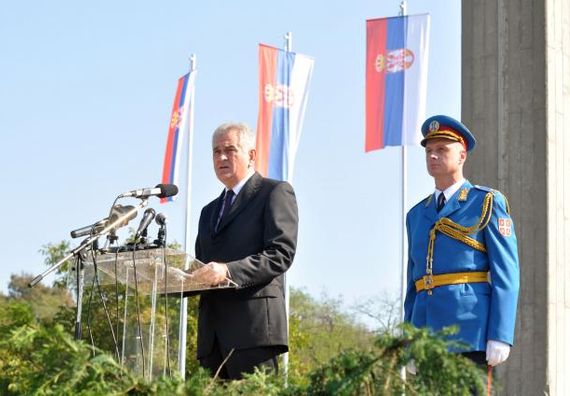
[486,340,511,366]
[406,359,417,375]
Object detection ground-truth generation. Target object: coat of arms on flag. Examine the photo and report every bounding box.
[255,44,314,182]
[365,14,430,151]
[160,70,196,203]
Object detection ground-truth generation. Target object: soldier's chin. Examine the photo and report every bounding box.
[427,167,441,176]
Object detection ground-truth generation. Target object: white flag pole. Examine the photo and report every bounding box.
[283,31,292,384]
[399,0,408,324]
[178,54,197,379]
[399,0,408,385]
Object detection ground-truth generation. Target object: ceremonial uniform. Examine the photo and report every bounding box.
[404,115,520,355]
[404,181,519,351]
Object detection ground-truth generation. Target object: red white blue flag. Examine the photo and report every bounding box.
[161,71,196,203]
[365,14,430,151]
[255,44,314,182]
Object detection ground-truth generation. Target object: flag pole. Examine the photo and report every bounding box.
[399,0,408,386]
[283,31,292,384]
[399,0,408,324]
[284,31,293,52]
[178,54,197,379]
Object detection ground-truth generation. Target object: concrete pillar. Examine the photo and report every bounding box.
[462,0,570,394]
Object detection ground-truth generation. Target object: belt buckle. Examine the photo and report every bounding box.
[424,273,434,295]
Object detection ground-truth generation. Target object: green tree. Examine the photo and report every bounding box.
[288,289,375,383]
[0,240,488,394]
[0,299,35,333]
[300,324,484,395]
[0,312,484,395]
[6,273,73,322]
[38,241,73,288]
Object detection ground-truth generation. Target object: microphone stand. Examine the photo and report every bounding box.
[74,238,98,340]
[29,200,147,342]
[29,201,147,288]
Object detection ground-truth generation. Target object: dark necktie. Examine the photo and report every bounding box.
[436,193,446,212]
[216,190,235,231]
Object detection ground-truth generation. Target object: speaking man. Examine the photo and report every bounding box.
[190,122,298,380]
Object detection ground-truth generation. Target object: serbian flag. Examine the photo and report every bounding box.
[255,44,314,182]
[160,71,196,203]
[365,14,430,151]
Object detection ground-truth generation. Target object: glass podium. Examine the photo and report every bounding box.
[75,247,235,379]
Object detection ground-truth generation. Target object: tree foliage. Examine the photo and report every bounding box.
[0,306,484,395]
[288,289,375,383]
[6,273,73,321]
[0,242,488,394]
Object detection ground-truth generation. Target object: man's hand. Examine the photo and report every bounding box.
[190,262,229,286]
[486,340,511,366]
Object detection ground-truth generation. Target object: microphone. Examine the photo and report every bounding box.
[154,213,167,247]
[106,204,138,237]
[135,208,156,239]
[70,217,108,239]
[109,204,137,227]
[155,213,167,227]
[70,204,137,239]
[118,184,178,199]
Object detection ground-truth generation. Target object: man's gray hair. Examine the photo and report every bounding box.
[212,122,256,151]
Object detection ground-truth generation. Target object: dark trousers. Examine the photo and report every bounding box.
[199,340,279,380]
[461,351,493,396]
[461,351,487,366]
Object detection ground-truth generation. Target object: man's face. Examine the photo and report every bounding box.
[212,129,255,188]
[425,138,466,178]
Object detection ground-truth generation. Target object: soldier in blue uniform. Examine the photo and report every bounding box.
[404,115,520,369]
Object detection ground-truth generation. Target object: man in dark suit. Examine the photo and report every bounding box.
[190,122,298,380]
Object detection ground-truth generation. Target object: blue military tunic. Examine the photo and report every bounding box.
[404,180,520,352]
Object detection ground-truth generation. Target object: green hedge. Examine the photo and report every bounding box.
[0,302,484,396]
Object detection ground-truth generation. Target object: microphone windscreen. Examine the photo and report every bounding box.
[109,204,137,227]
[156,184,178,198]
[155,213,167,226]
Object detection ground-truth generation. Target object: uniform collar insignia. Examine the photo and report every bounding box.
[458,187,469,202]
[425,194,433,207]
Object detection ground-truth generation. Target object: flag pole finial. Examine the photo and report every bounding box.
[284,32,293,52]
[399,0,407,16]
[189,54,197,72]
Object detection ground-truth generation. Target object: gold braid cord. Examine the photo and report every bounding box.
[426,192,494,276]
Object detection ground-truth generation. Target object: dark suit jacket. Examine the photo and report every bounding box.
[193,172,298,358]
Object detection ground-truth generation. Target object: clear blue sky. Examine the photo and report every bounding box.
[0,1,461,311]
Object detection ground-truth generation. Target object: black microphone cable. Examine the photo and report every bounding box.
[105,196,126,361]
[73,254,82,341]
[131,238,146,377]
[88,247,121,361]
[156,213,172,376]
[86,260,97,354]
[113,248,121,361]
[83,231,100,354]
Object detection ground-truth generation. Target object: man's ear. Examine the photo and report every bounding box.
[249,148,257,167]
[460,149,467,165]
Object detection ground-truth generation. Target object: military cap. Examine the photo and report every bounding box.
[420,115,476,151]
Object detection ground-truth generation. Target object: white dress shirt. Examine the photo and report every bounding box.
[434,178,466,204]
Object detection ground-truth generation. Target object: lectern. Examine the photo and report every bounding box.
[78,247,235,379]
